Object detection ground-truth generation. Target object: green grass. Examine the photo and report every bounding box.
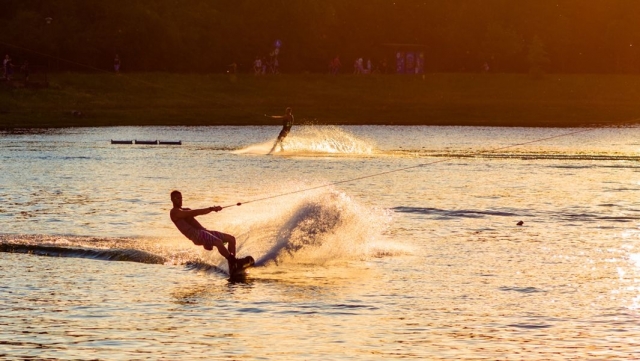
[2,72,640,128]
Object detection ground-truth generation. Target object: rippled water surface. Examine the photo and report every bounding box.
[1,125,640,360]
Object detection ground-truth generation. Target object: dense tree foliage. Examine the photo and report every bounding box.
[1,0,639,74]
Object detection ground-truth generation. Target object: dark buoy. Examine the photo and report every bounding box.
[517,221,524,226]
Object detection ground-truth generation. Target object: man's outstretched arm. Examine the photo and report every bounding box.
[171,206,221,220]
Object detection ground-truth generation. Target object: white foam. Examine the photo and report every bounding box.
[234,125,376,156]
[229,188,395,267]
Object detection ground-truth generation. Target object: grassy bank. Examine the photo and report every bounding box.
[2,73,640,128]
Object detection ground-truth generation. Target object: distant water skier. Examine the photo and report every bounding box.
[265,107,294,153]
[170,190,253,275]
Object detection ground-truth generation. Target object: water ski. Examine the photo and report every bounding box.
[231,256,255,277]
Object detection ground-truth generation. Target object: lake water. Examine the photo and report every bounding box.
[1,125,640,360]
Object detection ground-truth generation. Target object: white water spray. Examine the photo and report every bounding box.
[234,125,375,155]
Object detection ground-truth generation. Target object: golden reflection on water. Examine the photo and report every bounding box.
[3,126,640,359]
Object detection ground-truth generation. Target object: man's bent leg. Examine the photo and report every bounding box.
[200,230,237,273]
[268,140,279,154]
[220,233,236,256]
[218,233,237,274]
[211,238,238,274]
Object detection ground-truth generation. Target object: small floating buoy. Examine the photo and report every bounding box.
[112,140,181,145]
[517,221,524,226]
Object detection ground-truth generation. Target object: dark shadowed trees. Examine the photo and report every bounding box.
[1,0,640,74]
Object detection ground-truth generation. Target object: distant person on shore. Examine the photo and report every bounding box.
[114,54,120,74]
[265,107,294,153]
[253,56,262,75]
[482,61,490,73]
[4,54,13,81]
[331,55,341,75]
[170,190,251,274]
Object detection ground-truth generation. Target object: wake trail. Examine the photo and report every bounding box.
[0,189,410,274]
[233,125,375,156]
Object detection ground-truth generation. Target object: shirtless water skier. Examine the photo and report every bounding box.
[170,190,252,275]
[265,107,294,153]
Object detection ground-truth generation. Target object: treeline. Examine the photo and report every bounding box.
[1,0,639,74]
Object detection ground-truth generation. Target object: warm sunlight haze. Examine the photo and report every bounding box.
[1,1,640,360]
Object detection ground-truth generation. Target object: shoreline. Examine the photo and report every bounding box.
[1,73,640,128]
